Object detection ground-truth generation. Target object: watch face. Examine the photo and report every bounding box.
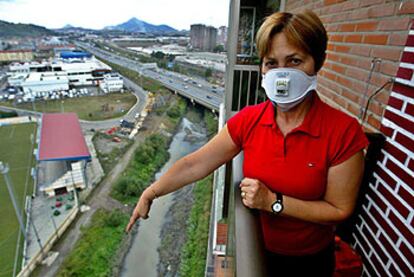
[272,202,283,213]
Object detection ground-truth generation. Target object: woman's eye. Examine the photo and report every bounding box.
[265,61,277,67]
[290,58,302,66]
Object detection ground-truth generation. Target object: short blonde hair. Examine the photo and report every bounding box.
[256,10,328,72]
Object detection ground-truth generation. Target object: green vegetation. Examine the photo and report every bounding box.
[57,209,129,277]
[0,20,55,38]
[179,175,213,276]
[0,123,37,277]
[111,134,170,204]
[204,109,218,138]
[1,93,136,121]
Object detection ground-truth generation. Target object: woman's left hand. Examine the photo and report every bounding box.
[240,178,275,211]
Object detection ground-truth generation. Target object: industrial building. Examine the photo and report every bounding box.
[7,53,113,93]
[0,49,33,62]
[99,73,123,93]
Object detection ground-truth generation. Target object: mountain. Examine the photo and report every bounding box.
[0,20,55,37]
[105,17,177,34]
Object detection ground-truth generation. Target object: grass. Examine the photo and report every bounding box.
[179,174,213,276]
[57,209,129,277]
[0,123,37,277]
[1,92,136,121]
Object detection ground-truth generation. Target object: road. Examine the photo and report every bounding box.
[79,77,148,131]
[76,41,223,111]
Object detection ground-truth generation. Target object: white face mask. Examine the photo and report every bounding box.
[261,68,317,111]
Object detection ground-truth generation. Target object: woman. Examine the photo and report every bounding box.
[126,10,368,276]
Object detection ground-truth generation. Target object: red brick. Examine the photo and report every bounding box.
[408,159,414,172]
[370,74,393,89]
[397,1,414,14]
[346,67,369,81]
[363,34,389,45]
[354,232,370,256]
[330,34,344,42]
[395,131,414,153]
[324,70,338,81]
[378,233,412,276]
[336,75,350,87]
[380,125,394,138]
[378,17,411,31]
[355,21,378,32]
[349,45,371,56]
[349,8,370,21]
[340,56,358,67]
[389,211,414,244]
[327,43,335,51]
[361,225,389,266]
[326,52,341,62]
[332,63,346,74]
[389,33,410,46]
[388,264,400,277]
[367,114,382,130]
[392,82,412,98]
[345,34,363,43]
[396,67,413,80]
[399,242,414,271]
[368,3,396,18]
[370,205,400,242]
[368,100,385,117]
[398,185,414,207]
[358,58,373,71]
[360,0,383,8]
[346,102,360,116]
[371,47,402,62]
[339,23,356,32]
[385,158,414,190]
[341,87,360,102]
[404,103,414,117]
[370,252,388,276]
[361,208,378,234]
[401,51,414,64]
[378,177,410,218]
[335,44,351,53]
[387,96,404,110]
[407,35,414,47]
[383,142,408,164]
[342,0,359,11]
[367,184,388,213]
[380,62,399,76]
[384,110,414,133]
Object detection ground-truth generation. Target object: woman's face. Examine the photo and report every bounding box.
[262,32,316,76]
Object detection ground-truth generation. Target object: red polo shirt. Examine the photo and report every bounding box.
[227,93,369,255]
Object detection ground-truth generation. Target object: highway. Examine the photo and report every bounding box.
[75,42,224,111]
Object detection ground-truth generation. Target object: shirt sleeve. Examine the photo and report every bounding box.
[226,107,250,149]
[330,118,369,166]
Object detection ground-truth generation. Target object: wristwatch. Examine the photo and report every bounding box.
[271,192,284,214]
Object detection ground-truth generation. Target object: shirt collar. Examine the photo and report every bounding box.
[259,92,322,137]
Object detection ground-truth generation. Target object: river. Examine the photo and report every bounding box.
[120,117,208,277]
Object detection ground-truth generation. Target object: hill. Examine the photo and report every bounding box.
[0,20,55,37]
[105,17,177,34]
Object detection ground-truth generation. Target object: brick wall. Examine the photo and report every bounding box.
[285,1,414,276]
[286,0,413,132]
[351,22,414,277]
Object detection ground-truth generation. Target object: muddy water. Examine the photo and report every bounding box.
[120,118,207,277]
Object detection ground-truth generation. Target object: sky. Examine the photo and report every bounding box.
[0,0,230,30]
